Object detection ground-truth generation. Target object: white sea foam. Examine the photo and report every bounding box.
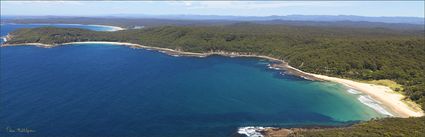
[267,64,281,70]
[341,83,354,89]
[358,95,393,116]
[238,127,265,137]
[347,89,361,94]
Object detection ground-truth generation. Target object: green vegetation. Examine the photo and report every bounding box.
[4,17,424,30]
[362,79,404,91]
[5,24,425,111]
[4,23,425,137]
[288,117,425,137]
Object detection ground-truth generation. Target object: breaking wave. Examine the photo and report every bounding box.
[358,95,393,116]
[267,64,281,70]
[238,126,265,137]
[347,89,361,94]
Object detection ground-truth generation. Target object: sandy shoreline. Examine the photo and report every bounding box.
[1,23,125,31]
[1,41,423,118]
[89,24,125,31]
[285,64,424,117]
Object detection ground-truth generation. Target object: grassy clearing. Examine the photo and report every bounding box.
[363,79,404,92]
[361,79,422,111]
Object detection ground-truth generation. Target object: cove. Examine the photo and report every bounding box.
[0,24,387,137]
[1,43,385,137]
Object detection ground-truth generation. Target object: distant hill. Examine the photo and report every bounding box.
[1,16,424,31]
[104,14,425,24]
[2,14,424,25]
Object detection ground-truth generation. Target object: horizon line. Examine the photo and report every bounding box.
[1,14,424,18]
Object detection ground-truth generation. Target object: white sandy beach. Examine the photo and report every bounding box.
[286,65,424,118]
[89,24,125,31]
[3,23,125,31]
[57,24,125,31]
[54,24,125,31]
[1,41,424,118]
[313,74,424,117]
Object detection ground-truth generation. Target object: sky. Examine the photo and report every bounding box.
[1,1,424,17]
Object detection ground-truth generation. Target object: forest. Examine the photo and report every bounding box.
[4,23,425,136]
[282,117,425,137]
[2,17,424,30]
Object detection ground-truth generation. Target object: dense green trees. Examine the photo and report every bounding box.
[286,117,425,137]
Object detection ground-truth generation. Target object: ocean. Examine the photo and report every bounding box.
[1,24,386,137]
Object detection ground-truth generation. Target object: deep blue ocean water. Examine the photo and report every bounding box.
[1,24,384,137]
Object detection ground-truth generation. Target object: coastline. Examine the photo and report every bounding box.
[89,24,125,31]
[3,41,424,137]
[2,41,423,118]
[285,64,424,117]
[45,23,125,31]
[1,23,125,31]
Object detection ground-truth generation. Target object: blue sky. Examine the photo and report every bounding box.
[1,1,424,17]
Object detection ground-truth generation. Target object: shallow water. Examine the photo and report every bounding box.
[0,24,385,137]
[0,24,117,39]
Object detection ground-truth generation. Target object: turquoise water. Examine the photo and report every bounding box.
[0,24,384,137]
[0,24,117,39]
